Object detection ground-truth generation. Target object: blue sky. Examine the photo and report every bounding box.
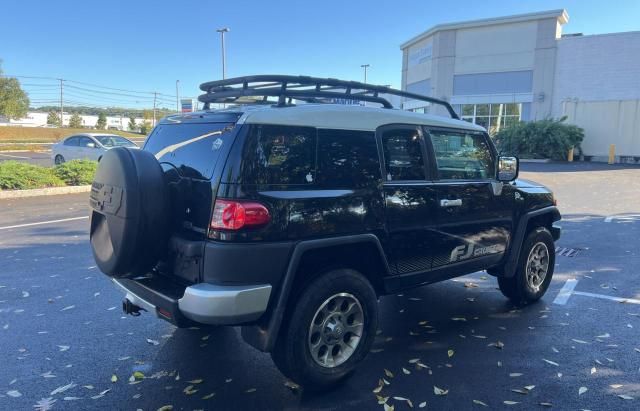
[1,0,638,109]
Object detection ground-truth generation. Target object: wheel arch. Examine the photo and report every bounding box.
[502,206,561,278]
[241,234,390,352]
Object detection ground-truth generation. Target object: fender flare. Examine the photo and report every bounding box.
[502,206,561,277]
[241,233,389,352]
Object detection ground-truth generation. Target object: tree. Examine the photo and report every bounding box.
[128,115,137,132]
[69,113,83,128]
[47,110,61,126]
[96,112,107,130]
[139,121,152,135]
[0,61,30,120]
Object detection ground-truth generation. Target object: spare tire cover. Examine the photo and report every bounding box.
[89,147,169,278]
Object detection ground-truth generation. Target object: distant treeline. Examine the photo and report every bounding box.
[30,105,174,119]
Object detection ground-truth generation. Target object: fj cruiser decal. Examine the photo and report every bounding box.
[450,243,505,263]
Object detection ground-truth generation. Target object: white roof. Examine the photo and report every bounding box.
[237,104,485,132]
[400,9,569,49]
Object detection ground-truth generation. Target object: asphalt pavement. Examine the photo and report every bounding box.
[1,162,639,410]
[0,151,53,167]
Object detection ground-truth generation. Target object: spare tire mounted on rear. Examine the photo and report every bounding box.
[89,147,169,278]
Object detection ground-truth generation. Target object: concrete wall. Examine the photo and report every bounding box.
[563,99,640,161]
[553,32,640,117]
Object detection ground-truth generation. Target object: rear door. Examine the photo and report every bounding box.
[379,125,438,275]
[424,127,512,270]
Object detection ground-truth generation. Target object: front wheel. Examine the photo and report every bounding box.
[271,269,378,390]
[498,227,555,305]
[54,155,65,165]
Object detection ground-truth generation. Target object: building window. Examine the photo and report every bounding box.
[460,103,521,135]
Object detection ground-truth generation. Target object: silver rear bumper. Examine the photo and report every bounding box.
[113,279,272,325]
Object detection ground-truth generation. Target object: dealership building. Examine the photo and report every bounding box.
[400,9,640,162]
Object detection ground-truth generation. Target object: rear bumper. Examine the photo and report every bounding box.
[113,277,272,326]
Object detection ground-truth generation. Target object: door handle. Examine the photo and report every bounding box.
[440,199,462,207]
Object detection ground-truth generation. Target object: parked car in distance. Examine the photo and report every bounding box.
[52,133,138,165]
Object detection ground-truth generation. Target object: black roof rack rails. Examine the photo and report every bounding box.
[198,75,459,119]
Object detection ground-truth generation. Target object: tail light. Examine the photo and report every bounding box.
[210,199,270,230]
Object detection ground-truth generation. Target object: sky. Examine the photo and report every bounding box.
[1,0,638,110]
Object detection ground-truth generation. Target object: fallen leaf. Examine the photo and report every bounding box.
[111,375,118,383]
[572,339,589,344]
[524,385,535,391]
[50,382,76,396]
[590,367,596,375]
[58,345,70,352]
[597,333,610,338]
[542,359,559,366]
[472,335,487,339]
[473,399,488,406]
[511,389,529,395]
[187,378,203,384]
[464,282,478,288]
[451,317,467,321]
[183,385,198,395]
[245,388,257,393]
[6,390,22,397]
[63,397,81,401]
[419,402,427,408]
[146,338,160,346]
[384,404,395,411]
[384,369,394,378]
[434,386,449,396]
[202,393,216,400]
[503,401,519,405]
[509,373,523,377]
[579,387,588,395]
[551,347,559,353]
[409,358,421,364]
[402,367,411,375]
[33,397,56,411]
[133,371,145,380]
[539,402,553,407]
[284,381,300,391]
[489,341,504,349]
[610,384,623,389]
[60,305,75,311]
[90,389,110,399]
[157,406,173,411]
[448,349,455,358]
[618,395,634,400]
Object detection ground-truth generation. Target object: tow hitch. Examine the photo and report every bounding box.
[123,298,144,316]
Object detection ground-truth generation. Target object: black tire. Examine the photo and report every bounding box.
[54,155,65,165]
[271,269,378,390]
[498,227,555,305]
[89,147,169,278]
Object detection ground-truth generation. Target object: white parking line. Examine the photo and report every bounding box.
[0,153,30,159]
[604,214,640,223]
[0,216,88,231]
[552,279,578,305]
[573,291,640,305]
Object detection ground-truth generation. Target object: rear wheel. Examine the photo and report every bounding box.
[271,269,378,390]
[498,227,555,305]
[54,155,65,165]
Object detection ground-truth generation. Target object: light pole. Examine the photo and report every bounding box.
[216,27,230,80]
[175,80,180,113]
[360,64,370,84]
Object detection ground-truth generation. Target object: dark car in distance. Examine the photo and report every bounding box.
[88,75,561,389]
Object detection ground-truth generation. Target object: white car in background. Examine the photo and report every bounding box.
[52,133,139,165]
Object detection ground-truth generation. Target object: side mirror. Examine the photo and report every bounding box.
[497,156,519,182]
[87,142,96,148]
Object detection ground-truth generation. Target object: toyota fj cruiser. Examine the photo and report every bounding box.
[89,75,561,389]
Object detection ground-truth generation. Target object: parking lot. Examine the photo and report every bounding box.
[1,162,639,410]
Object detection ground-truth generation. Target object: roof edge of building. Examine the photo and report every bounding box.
[400,9,569,50]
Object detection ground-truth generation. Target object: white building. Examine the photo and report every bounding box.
[0,111,147,131]
[400,9,640,162]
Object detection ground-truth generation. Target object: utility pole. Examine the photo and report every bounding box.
[59,79,64,127]
[360,64,370,84]
[153,92,157,126]
[216,27,230,79]
[176,80,180,113]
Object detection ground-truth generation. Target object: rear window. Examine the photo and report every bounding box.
[144,123,235,180]
[241,125,316,185]
[317,129,380,188]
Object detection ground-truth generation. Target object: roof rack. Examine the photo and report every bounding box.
[198,75,459,119]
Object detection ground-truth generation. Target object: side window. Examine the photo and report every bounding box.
[64,137,78,146]
[317,129,380,188]
[429,130,494,180]
[77,137,93,147]
[381,127,426,181]
[242,125,316,185]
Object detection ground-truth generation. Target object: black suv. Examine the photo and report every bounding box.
[89,75,561,389]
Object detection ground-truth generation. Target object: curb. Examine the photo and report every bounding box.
[520,158,551,163]
[0,185,91,199]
